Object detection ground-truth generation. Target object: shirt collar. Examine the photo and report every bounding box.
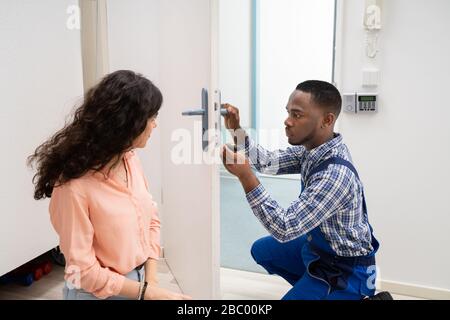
[306,133,343,164]
[91,150,135,179]
[124,149,135,160]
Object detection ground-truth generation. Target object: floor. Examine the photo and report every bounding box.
[0,260,422,300]
[220,268,424,300]
[0,259,182,300]
[220,268,291,300]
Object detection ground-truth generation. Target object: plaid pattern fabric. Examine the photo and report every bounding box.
[243,133,374,257]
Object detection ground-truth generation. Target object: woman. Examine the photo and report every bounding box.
[28,70,191,300]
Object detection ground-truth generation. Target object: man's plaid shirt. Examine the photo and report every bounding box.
[243,133,374,257]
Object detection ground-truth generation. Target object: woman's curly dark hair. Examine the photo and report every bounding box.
[27,70,162,200]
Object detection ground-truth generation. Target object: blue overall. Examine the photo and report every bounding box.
[250,157,379,300]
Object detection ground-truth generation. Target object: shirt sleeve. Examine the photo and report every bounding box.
[143,175,161,260]
[240,135,305,175]
[49,183,125,299]
[245,165,354,242]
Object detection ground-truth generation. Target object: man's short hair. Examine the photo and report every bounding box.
[296,80,342,117]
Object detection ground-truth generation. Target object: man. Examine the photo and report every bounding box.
[221,80,389,300]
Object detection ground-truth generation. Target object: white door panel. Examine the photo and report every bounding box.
[158,0,220,299]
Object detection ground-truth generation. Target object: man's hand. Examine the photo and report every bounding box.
[221,145,260,193]
[222,103,247,146]
[221,144,251,178]
[222,103,241,130]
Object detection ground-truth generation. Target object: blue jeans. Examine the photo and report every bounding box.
[251,235,370,300]
[62,267,145,300]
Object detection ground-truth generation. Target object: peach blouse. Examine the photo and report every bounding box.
[49,150,160,299]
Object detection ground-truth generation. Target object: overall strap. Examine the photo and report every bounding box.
[308,157,360,181]
[302,157,380,265]
[301,156,379,260]
[301,157,367,214]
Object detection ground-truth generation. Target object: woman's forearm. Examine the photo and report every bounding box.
[145,258,159,284]
[116,258,158,300]
[118,278,142,300]
[117,260,191,300]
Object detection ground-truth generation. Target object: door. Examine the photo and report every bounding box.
[158,0,221,299]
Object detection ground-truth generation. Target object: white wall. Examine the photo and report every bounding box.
[259,0,335,150]
[0,0,84,275]
[338,0,450,292]
[219,0,251,129]
[107,0,163,218]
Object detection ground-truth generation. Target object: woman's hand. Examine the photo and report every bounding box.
[144,285,192,300]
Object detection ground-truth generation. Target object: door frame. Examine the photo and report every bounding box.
[209,0,221,299]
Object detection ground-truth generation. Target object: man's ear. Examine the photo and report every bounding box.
[322,112,336,128]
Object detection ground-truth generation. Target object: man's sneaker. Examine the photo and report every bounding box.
[364,291,394,300]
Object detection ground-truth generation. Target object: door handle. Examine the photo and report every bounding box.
[181,88,209,151]
[181,89,229,151]
[181,109,205,116]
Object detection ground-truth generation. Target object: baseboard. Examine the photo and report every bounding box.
[221,268,450,300]
[377,279,450,300]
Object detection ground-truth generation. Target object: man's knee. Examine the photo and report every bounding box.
[250,236,275,264]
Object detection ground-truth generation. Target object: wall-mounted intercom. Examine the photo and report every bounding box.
[343,93,378,113]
